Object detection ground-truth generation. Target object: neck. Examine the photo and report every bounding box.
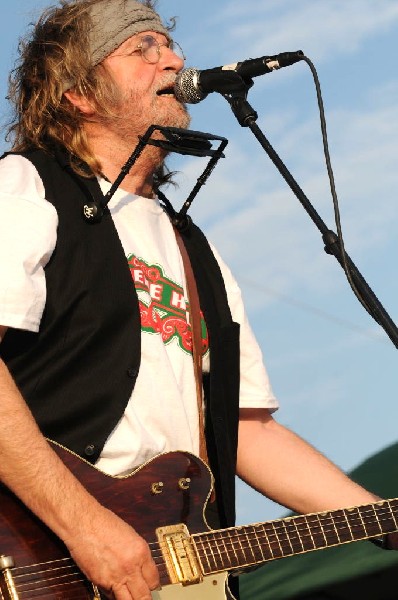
[84,123,164,197]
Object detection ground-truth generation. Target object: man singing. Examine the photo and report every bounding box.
[0,1,394,599]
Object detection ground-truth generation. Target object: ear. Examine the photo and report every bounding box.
[63,89,95,116]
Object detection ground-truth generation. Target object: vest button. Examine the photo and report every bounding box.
[127,367,138,379]
[84,444,96,456]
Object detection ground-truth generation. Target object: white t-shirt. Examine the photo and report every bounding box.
[0,154,278,475]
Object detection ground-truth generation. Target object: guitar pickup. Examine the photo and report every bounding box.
[156,524,202,586]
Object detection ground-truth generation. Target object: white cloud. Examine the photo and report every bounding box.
[206,0,398,63]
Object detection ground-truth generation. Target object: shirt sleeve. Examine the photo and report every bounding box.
[210,244,279,413]
[0,154,58,332]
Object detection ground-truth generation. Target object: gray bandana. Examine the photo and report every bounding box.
[62,0,169,91]
[88,0,170,66]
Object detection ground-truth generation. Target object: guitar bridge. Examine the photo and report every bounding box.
[156,524,202,586]
[0,555,18,600]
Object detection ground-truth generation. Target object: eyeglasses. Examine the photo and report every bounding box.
[134,34,185,64]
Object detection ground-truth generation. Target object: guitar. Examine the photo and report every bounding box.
[0,442,397,599]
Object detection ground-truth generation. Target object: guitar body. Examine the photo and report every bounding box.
[0,443,232,599]
[2,443,395,599]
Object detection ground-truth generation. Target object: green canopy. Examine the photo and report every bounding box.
[239,442,398,599]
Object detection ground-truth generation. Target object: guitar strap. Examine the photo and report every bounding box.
[174,228,209,466]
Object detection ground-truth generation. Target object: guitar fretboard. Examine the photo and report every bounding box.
[193,498,398,575]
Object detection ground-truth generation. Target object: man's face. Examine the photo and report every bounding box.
[101,30,191,137]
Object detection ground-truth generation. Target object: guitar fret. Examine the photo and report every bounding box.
[207,534,218,572]
[258,524,274,561]
[256,526,269,561]
[306,514,329,548]
[293,516,316,551]
[361,504,384,537]
[257,524,273,559]
[285,518,305,553]
[252,526,267,562]
[243,527,257,563]
[263,522,279,560]
[207,531,229,571]
[388,501,398,530]
[236,524,275,565]
[217,530,233,569]
[390,498,398,524]
[342,510,354,541]
[306,516,318,548]
[356,506,368,536]
[243,525,267,563]
[224,530,240,567]
[315,514,327,546]
[318,513,339,545]
[331,509,352,543]
[373,505,383,534]
[278,520,295,555]
[343,507,367,541]
[236,528,249,565]
[226,529,240,569]
[330,511,343,544]
[196,536,213,572]
[270,522,284,557]
[361,501,397,538]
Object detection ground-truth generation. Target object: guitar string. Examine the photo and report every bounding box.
[17,585,92,599]
[11,553,168,578]
[15,570,92,588]
[11,567,95,599]
[9,504,398,591]
[14,572,95,598]
[18,591,94,599]
[191,502,398,548]
[192,511,394,553]
[11,550,169,596]
[191,506,398,567]
[6,528,388,598]
[13,565,170,598]
[11,504,395,591]
[11,504,397,590]
[11,552,170,597]
[165,504,398,570]
[193,501,398,538]
[19,590,94,600]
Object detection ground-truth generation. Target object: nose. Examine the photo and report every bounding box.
[159,45,185,72]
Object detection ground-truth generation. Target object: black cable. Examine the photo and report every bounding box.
[301,55,377,321]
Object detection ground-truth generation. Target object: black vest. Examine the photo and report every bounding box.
[1,149,240,530]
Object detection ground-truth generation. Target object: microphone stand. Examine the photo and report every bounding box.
[222,88,398,349]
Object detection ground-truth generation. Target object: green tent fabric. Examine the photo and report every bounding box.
[239,442,398,599]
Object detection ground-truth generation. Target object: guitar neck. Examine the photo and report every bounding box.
[193,498,398,575]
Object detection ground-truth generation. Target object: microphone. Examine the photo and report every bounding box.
[174,50,304,104]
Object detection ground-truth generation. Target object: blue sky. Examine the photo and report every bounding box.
[1,1,397,526]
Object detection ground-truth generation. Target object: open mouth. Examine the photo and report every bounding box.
[157,86,176,97]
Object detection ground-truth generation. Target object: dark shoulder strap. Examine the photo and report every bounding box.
[179,221,234,329]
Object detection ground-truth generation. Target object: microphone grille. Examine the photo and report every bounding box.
[174,68,207,104]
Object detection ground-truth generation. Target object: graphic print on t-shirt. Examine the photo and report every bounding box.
[128,254,208,356]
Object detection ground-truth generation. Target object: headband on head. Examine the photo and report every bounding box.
[89,0,170,66]
[62,0,170,92]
